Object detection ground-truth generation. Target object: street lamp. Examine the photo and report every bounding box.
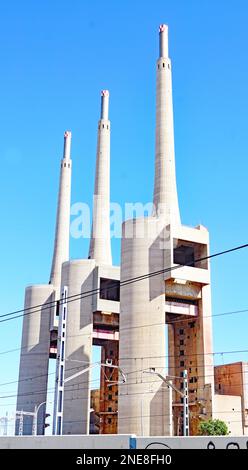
[33,401,47,435]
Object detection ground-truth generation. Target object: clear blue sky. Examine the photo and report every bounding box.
[0,0,248,431]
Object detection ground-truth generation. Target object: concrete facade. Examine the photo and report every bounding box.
[16,25,247,437]
[118,25,216,436]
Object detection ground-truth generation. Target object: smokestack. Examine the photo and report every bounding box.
[159,23,168,58]
[63,130,72,160]
[153,25,180,225]
[88,91,112,265]
[50,131,72,289]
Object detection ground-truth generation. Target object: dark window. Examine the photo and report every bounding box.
[108,418,112,424]
[56,301,60,316]
[163,62,165,68]
[58,391,63,413]
[181,397,184,403]
[180,361,184,367]
[180,350,184,356]
[108,407,112,412]
[179,329,184,335]
[174,245,195,267]
[100,278,120,302]
[61,341,65,362]
[189,377,194,384]
[109,386,112,391]
[57,417,62,435]
[219,384,221,390]
[167,296,198,306]
[189,368,192,373]
[180,340,184,346]
[108,395,112,400]
[110,350,114,356]
[115,391,118,396]
[180,382,184,389]
[60,365,63,386]
[180,371,184,377]
[189,322,195,329]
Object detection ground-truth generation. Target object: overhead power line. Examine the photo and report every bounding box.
[0,348,248,397]
[0,242,248,324]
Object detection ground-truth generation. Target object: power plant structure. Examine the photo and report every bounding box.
[16,25,248,437]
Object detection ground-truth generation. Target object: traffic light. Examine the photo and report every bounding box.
[44,413,51,430]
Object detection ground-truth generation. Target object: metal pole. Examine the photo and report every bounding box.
[53,286,68,435]
[183,369,189,436]
[18,411,24,436]
[34,402,47,435]
[4,412,8,436]
[32,406,37,436]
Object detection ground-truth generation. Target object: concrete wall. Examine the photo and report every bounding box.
[213,394,243,435]
[1,435,248,449]
[214,362,248,435]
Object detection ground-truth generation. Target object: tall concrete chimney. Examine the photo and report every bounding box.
[50,131,72,290]
[153,25,180,225]
[89,90,112,265]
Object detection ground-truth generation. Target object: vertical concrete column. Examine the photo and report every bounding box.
[118,217,169,436]
[50,131,72,291]
[153,25,180,224]
[61,259,95,435]
[89,91,112,265]
[16,284,54,435]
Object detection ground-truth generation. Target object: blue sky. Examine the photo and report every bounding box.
[0,0,248,431]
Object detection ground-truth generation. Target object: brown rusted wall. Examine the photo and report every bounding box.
[99,340,119,434]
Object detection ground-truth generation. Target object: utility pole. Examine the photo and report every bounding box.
[0,412,8,436]
[18,411,24,436]
[32,406,37,436]
[183,369,189,436]
[53,286,68,436]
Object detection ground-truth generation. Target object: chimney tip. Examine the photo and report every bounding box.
[101,90,109,97]
[64,130,71,138]
[159,24,168,33]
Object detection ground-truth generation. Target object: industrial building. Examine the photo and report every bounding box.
[16,25,248,437]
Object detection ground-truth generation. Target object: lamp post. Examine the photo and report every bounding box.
[33,401,47,435]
